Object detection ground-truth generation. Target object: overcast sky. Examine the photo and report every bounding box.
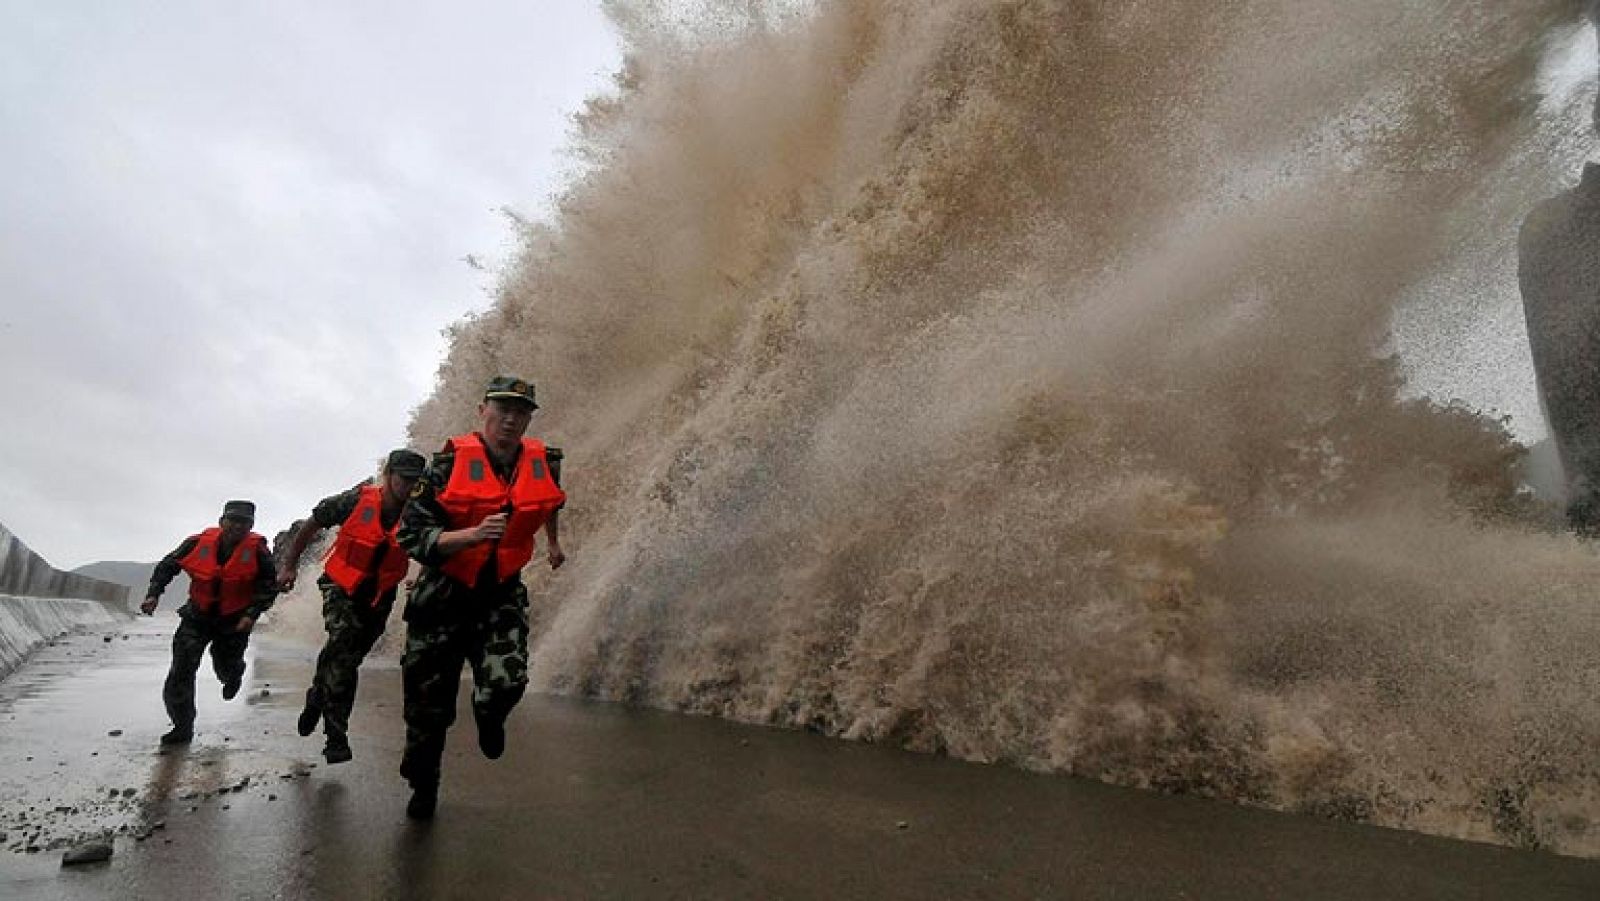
[0,1,622,568]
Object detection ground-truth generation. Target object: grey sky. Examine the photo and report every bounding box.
[0,1,621,568]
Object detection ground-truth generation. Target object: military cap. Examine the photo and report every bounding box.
[386,448,427,478]
[483,375,538,409]
[221,500,256,521]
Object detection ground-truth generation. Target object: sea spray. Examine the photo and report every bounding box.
[412,0,1600,853]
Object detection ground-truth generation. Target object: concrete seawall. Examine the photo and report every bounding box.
[0,522,129,603]
[0,594,131,680]
[0,522,131,679]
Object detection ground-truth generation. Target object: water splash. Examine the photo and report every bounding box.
[412,0,1600,854]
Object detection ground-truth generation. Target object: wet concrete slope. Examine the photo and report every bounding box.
[0,594,135,681]
[2,617,1599,900]
[0,522,131,680]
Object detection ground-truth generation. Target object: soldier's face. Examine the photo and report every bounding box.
[218,516,251,542]
[384,470,419,500]
[480,399,533,447]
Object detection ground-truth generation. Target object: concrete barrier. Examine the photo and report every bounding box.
[0,522,133,680]
[0,594,130,680]
[0,522,130,604]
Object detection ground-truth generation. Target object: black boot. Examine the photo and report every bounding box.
[475,708,506,760]
[221,675,242,701]
[160,726,193,746]
[406,783,437,820]
[400,737,443,786]
[323,735,352,764]
[297,690,322,737]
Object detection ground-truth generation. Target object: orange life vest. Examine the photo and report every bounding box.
[436,433,565,586]
[322,483,410,603]
[180,528,267,617]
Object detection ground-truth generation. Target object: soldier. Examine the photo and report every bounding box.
[274,449,428,764]
[396,376,566,819]
[1518,1,1600,530]
[1519,162,1600,530]
[141,500,278,746]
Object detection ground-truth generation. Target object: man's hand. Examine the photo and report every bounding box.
[233,615,255,634]
[139,597,158,616]
[548,542,566,570]
[274,565,297,592]
[437,513,510,556]
[472,513,509,544]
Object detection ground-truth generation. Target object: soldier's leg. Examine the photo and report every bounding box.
[400,621,466,789]
[162,618,210,736]
[209,627,249,699]
[337,604,389,715]
[465,587,530,759]
[314,590,367,744]
[319,602,389,763]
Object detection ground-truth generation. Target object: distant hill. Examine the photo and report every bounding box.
[72,560,154,589]
[73,560,186,598]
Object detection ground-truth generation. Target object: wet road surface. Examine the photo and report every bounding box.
[2,615,1599,900]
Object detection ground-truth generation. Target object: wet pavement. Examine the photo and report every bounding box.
[2,615,1599,900]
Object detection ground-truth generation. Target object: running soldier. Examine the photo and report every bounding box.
[396,376,566,819]
[275,449,427,763]
[141,500,278,746]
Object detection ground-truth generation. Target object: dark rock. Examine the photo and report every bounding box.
[62,842,112,866]
[108,730,123,737]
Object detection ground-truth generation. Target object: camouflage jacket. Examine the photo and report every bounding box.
[398,435,562,623]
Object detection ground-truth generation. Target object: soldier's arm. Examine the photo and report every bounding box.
[548,447,564,505]
[398,452,455,566]
[544,447,565,569]
[278,484,365,585]
[245,543,280,620]
[399,451,505,561]
[144,537,198,607]
[275,520,320,589]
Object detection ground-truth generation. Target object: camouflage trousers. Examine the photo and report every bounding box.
[399,574,529,787]
[163,615,249,730]
[305,584,393,742]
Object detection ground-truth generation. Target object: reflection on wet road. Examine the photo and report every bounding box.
[2,616,1598,900]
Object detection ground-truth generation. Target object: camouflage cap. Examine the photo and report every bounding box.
[386,448,427,478]
[221,500,256,522]
[483,375,538,409]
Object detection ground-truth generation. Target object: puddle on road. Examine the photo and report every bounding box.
[0,619,323,857]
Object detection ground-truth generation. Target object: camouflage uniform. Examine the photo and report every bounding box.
[395,440,561,789]
[302,483,403,745]
[147,534,278,732]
